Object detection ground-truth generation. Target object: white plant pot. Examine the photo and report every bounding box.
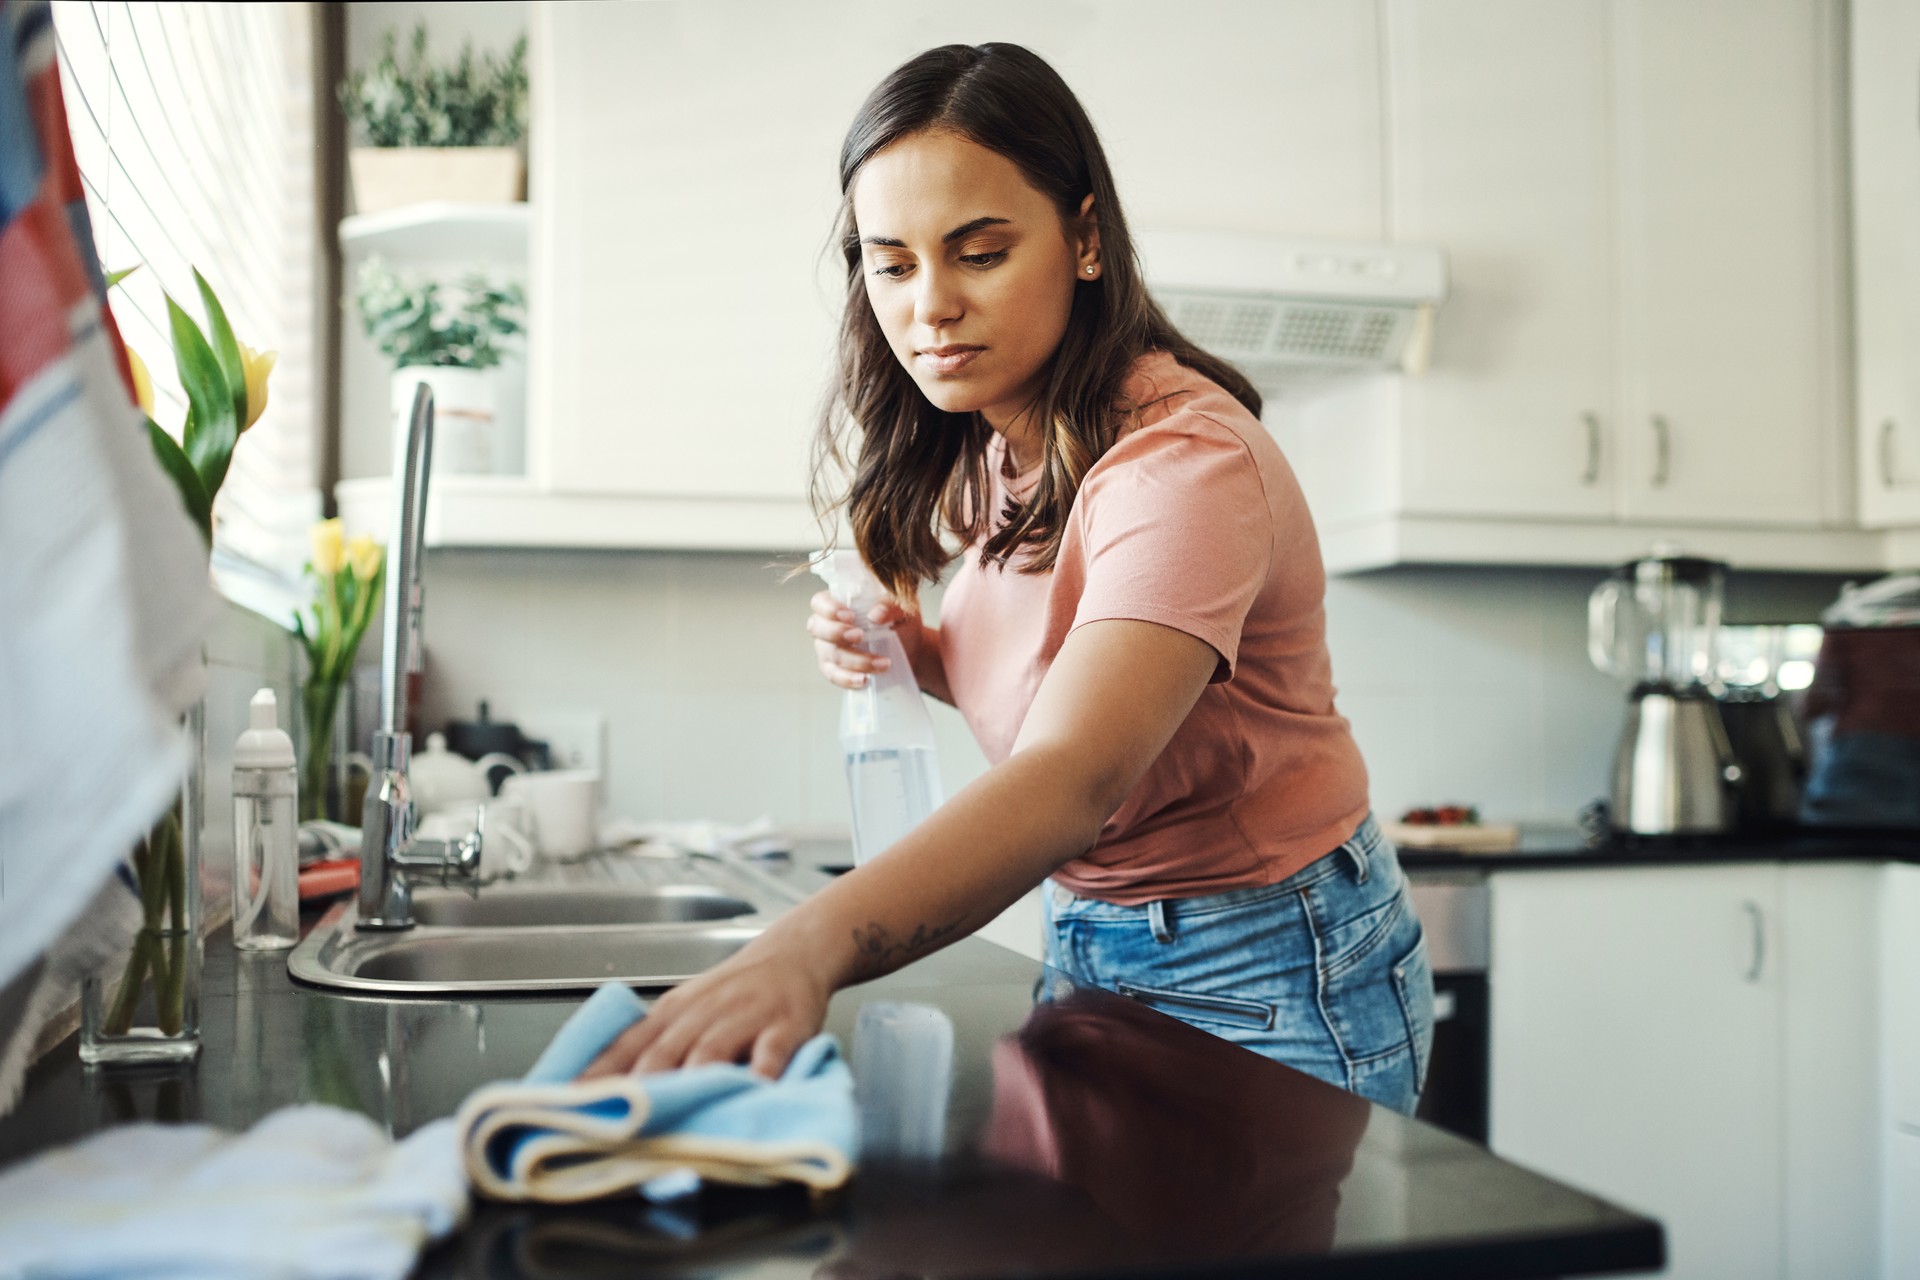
[392,367,499,476]
[349,146,525,215]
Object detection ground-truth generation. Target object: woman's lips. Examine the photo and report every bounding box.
[917,346,984,376]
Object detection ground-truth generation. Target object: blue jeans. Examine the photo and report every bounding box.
[1042,815,1434,1114]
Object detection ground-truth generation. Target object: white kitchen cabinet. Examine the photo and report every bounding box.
[1489,865,1786,1279]
[1850,0,1920,528]
[1301,0,1863,573]
[1384,0,1615,522]
[524,1,1385,548]
[1886,864,1920,1133]
[1885,864,1920,1279]
[1490,861,1887,1280]
[1778,862,1881,1280]
[1888,1131,1920,1280]
[1610,0,1843,527]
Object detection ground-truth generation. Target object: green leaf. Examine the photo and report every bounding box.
[192,268,250,432]
[106,264,141,289]
[166,294,239,500]
[146,418,213,546]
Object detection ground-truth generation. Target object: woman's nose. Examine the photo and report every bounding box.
[912,266,963,329]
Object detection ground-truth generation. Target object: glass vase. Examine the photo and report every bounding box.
[79,702,204,1067]
[299,673,344,823]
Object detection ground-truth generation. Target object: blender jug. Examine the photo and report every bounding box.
[1588,553,1743,836]
[1588,554,1725,690]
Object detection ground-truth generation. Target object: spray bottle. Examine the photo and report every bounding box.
[811,549,945,864]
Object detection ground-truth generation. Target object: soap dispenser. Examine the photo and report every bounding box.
[232,688,298,950]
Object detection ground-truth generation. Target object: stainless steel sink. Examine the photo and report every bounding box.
[408,884,756,928]
[288,853,804,995]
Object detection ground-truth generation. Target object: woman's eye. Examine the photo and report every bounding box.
[870,263,909,279]
[960,250,1007,268]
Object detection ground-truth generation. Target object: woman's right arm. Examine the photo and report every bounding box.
[807,590,954,705]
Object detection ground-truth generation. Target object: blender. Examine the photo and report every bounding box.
[1588,552,1744,836]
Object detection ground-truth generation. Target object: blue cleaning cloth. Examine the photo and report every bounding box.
[455,983,857,1203]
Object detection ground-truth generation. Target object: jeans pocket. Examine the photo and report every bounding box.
[1391,934,1435,1093]
[1116,982,1276,1031]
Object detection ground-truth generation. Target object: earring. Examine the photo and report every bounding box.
[1085,265,1097,275]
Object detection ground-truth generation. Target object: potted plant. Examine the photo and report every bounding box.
[354,254,527,475]
[337,24,529,215]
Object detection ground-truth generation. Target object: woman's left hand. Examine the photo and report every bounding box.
[577,939,834,1081]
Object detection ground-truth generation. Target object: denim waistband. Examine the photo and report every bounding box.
[1050,813,1385,923]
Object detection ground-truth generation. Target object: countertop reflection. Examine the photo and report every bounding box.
[0,888,1660,1280]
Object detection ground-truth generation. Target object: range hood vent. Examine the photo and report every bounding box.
[1136,230,1449,388]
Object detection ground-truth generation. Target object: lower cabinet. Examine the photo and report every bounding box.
[1884,866,1920,1277]
[1488,863,1883,1280]
[1887,1131,1920,1277]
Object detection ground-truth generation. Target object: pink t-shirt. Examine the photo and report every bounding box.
[937,350,1370,904]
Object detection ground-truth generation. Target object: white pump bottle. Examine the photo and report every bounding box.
[811,550,946,864]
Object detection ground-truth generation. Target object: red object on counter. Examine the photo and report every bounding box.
[298,858,359,901]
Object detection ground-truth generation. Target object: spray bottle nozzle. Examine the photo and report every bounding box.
[810,548,886,616]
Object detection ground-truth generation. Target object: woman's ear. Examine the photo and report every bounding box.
[1074,194,1101,280]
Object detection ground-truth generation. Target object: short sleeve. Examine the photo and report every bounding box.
[1067,418,1273,682]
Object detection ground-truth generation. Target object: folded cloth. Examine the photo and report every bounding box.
[0,1106,466,1280]
[600,814,794,859]
[457,982,857,1203]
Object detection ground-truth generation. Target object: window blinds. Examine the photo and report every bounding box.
[50,1,322,579]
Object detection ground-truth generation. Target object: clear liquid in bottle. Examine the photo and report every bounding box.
[232,772,298,950]
[846,745,944,865]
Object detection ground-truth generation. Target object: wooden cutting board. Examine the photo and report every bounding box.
[1382,821,1521,853]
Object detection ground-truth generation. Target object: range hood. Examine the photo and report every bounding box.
[1136,230,1448,387]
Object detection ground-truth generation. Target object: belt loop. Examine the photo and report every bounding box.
[1148,899,1175,944]
[1344,838,1370,883]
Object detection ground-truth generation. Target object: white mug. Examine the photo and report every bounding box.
[500,770,601,860]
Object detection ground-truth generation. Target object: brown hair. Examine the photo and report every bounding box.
[811,42,1261,606]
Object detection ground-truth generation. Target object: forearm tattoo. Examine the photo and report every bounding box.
[849,917,962,980]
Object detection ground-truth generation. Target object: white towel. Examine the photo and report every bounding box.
[0,0,216,1108]
[0,1106,467,1280]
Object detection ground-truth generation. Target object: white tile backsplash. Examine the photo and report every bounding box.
[412,552,1850,838]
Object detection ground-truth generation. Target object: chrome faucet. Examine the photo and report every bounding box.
[357,382,483,930]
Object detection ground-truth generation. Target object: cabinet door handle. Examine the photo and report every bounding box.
[1882,419,1899,487]
[1651,415,1671,487]
[1743,901,1765,983]
[1581,412,1602,485]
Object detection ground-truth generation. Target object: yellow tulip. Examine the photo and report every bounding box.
[126,347,155,418]
[311,518,345,577]
[239,342,277,431]
[346,534,383,583]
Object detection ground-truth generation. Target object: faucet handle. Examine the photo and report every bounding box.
[454,804,485,880]
[394,805,484,892]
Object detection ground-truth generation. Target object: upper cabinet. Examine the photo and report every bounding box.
[340,0,1903,569]
[1384,0,1616,523]
[1298,0,1869,572]
[1851,0,1920,529]
[1609,0,1844,528]
[359,1,1382,552]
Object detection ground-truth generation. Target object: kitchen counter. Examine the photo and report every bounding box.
[0,861,1663,1280]
[1396,823,1920,873]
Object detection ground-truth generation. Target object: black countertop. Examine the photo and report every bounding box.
[1396,824,1920,874]
[0,866,1663,1280]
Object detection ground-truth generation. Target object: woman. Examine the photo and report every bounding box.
[587,42,1433,1113]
